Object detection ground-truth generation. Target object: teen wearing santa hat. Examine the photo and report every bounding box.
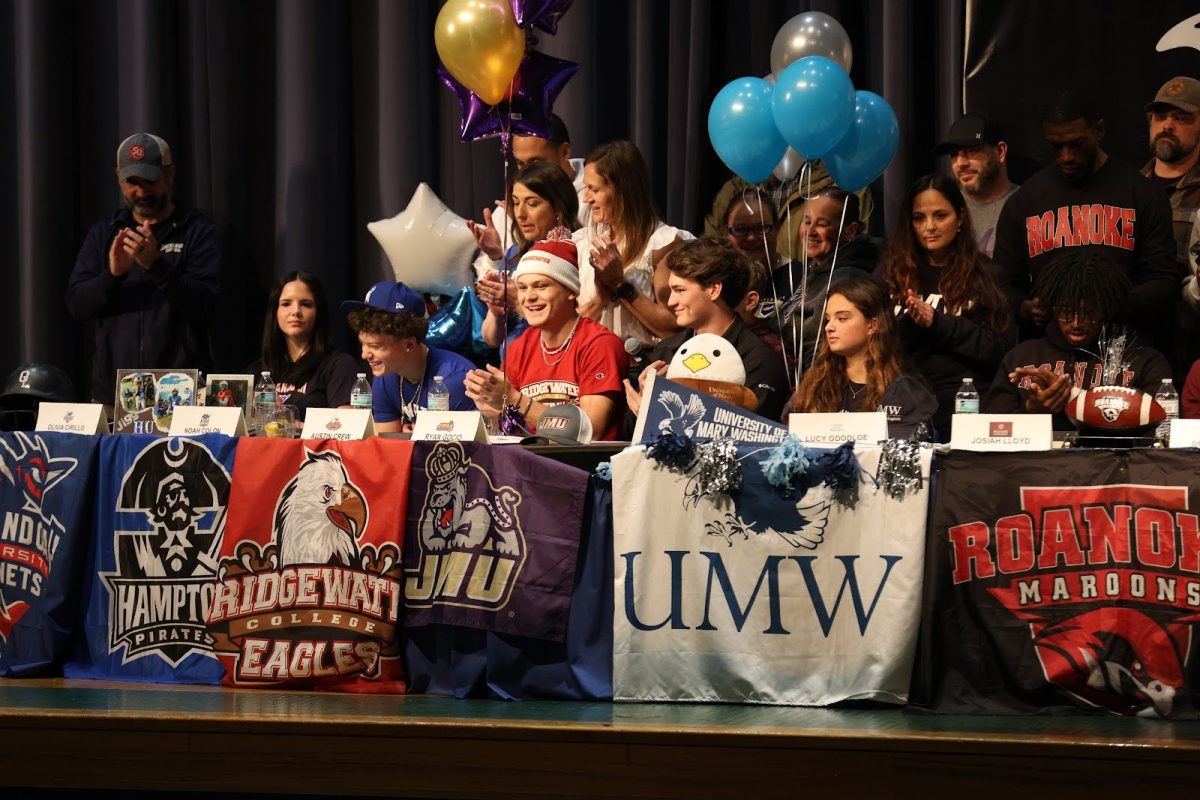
[464,229,629,440]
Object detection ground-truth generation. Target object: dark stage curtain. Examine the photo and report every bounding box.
[1,0,960,397]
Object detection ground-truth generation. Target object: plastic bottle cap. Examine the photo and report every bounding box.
[434,375,445,381]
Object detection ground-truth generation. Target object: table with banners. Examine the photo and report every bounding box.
[0,424,1196,718]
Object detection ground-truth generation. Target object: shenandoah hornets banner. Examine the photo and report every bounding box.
[403,441,589,641]
[911,450,1200,718]
[611,445,931,705]
[206,438,412,691]
[0,432,98,677]
[67,434,235,684]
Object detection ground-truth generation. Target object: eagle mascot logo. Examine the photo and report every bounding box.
[273,450,368,567]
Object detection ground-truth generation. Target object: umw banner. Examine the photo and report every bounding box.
[403,441,589,642]
[912,450,1200,719]
[0,432,99,676]
[611,444,930,705]
[67,434,236,684]
[206,437,412,692]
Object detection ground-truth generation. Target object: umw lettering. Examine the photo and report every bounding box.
[622,550,901,636]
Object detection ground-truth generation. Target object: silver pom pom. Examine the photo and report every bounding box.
[878,439,923,501]
[694,437,742,498]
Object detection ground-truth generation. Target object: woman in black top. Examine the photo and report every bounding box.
[249,270,358,418]
[878,174,1013,439]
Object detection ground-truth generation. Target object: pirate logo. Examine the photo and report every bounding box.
[102,438,231,665]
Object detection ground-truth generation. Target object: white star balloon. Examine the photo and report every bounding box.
[367,183,476,295]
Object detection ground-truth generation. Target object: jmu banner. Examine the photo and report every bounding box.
[206,437,412,691]
[0,432,99,676]
[403,441,589,641]
[67,434,236,684]
[911,450,1200,719]
[612,444,931,705]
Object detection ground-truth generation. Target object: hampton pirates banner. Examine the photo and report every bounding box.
[67,434,235,684]
[0,432,99,676]
[403,441,589,641]
[611,444,931,705]
[912,450,1200,719]
[206,437,412,691]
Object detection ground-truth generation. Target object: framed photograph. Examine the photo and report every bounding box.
[113,369,199,435]
[205,373,254,423]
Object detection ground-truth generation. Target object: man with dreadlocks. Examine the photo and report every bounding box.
[984,249,1173,429]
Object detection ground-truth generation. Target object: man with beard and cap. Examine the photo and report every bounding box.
[934,114,1019,257]
[992,92,1180,344]
[66,133,222,409]
[1141,77,1200,266]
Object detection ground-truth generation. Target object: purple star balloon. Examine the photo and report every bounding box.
[439,51,579,143]
[511,0,574,34]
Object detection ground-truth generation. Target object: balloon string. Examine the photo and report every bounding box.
[754,184,791,392]
[809,199,849,370]
[794,161,813,390]
[499,107,513,395]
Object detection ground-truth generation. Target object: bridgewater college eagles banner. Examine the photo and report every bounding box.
[912,450,1200,718]
[0,432,99,676]
[402,441,589,642]
[206,437,412,691]
[67,434,235,684]
[611,445,931,705]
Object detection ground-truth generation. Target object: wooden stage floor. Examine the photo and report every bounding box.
[0,679,1197,798]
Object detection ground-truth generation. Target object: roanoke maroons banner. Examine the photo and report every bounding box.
[0,432,99,677]
[611,444,931,705]
[911,450,1200,719]
[206,437,412,691]
[402,441,589,641]
[67,434,235,684]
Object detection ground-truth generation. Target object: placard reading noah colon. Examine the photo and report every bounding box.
[206,437,412,691]
[633,374,788,445]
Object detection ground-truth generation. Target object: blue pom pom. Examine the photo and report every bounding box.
[647,432,697,472]
[593,461,612,481]
[762,435,813,499]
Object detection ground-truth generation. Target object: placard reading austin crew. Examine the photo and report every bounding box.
[66,434,235,684]
[0,432,100,676]
[206,437,412,691]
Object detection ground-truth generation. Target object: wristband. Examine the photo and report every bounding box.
[612,281,637,303]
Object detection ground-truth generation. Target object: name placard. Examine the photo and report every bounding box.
[788,412,888,446]
[168,405,247,437]
[1168,418,1200,448]
[950,413,1053,451]
[411,410,487,442]
[301,408,375,440]
[35,402,107,435]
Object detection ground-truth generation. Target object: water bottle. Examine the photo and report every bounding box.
[954,377,980,414]
[1154,378,1179,443]
[253,371,276,432]
[427,375,450,411]
[351,373,373,409]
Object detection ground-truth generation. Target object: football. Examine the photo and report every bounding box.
[1065,385,1166,431]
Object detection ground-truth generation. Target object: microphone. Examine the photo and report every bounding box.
[624,337,648,380]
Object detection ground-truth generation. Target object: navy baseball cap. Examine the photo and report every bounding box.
[116,133,172,182]
[341,281,428,318]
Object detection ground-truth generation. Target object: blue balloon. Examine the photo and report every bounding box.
[707,77,788,184]
[770,56,855,160]
[824,91,899,192]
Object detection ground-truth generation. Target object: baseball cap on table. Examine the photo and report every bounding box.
[510,227,580,294]
[116,133,172,182]
[520,403,594,446]
[341,281,428,318]
[933,114,1005,155]
[1146,76,1200,114]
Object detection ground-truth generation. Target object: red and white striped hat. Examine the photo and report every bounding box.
[511,227,580,294]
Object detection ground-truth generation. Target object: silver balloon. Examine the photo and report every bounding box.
[770,12,853,77]
[773,147,805,182]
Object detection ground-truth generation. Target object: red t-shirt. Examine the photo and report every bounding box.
[505,316,628,439]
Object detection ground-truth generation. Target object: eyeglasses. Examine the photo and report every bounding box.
[727,223,775,238]
[1055,307,1098,325]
